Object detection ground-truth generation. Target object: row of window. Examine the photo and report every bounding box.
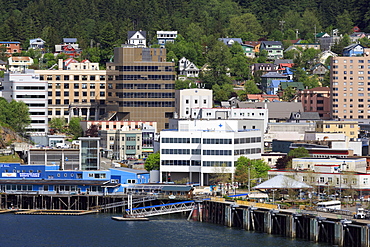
[234,137,262,144]
[120,101,175,107]
[302,176,361,185]
[162,138,199,143]
[332,76,370,81]
[26,103,46,107]
[16,95,45,99]
[49,83,105,89]
[333,70,370,74]
[333,60,370,63]
[161,160,230,166]
[16,86,46,90]
[234,148,261,155]
[161,160,191,166]
[111,75,175,81]
[116,92,175,98]
[162,149,191,155]
[203,150,232,156]
[108,136,139,141]
[49,91,104,97]
[203,161,232,167]
[115,83,174,89]
[203,138,232,144]
[115,66,174,72]
[40,75,105,81]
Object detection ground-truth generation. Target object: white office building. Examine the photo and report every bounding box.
[175,89,213,119]
[160,119,264,186]
[2,70,48,134]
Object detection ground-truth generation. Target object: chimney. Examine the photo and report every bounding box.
[58,59,63,70]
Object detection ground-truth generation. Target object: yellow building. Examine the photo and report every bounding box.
[315,120,359,140]
[35,59,106,123]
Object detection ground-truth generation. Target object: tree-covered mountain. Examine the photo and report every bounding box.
[0,0,369,50]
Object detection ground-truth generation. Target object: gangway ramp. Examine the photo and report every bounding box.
[125,200,197,217]
[97,196,157,210]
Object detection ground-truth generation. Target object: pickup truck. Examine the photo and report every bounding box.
[354,208,367,219]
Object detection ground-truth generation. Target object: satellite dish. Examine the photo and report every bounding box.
[294,112,301,119]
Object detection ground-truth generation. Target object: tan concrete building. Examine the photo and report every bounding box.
[315,120,359,140]
[35,59,106,122]
[331,48,370,120]
[106,46,176,130]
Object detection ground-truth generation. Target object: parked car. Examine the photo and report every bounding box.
[56,143,69,148]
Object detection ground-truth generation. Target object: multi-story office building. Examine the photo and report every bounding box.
[35,59,106,123]
[106,46,176,130]
[2,70,48,135]
[160,119,264,186]
[331,48,370,120]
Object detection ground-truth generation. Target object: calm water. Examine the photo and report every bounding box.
[0,213,329,247]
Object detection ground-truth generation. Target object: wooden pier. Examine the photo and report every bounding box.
[193,198,370,247]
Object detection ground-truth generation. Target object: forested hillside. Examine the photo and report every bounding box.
[0,0,369,50]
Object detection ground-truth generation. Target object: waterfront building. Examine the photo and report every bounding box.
[106,45,176,130]
[159,119,264,186]
[35,59,106,123]
[2,70,48,135]
[29,147,80,170]
[331,48,370,120]
[0,162,149,195]
[268,157,370,195]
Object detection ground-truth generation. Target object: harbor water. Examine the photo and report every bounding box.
[0,213,330,247]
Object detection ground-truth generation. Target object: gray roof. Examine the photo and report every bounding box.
[274,59,294,65]
[128,31,147,39]
[289,112,321,120]
[261,41,283,46]
[261,72,287,78]
[63,38,77,43]
[218,38,243,46]
[237,102,303,119]
[254,175,312,189]
[111,167,149,174]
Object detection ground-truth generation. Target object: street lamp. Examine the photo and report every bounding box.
[337,161,345,202]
